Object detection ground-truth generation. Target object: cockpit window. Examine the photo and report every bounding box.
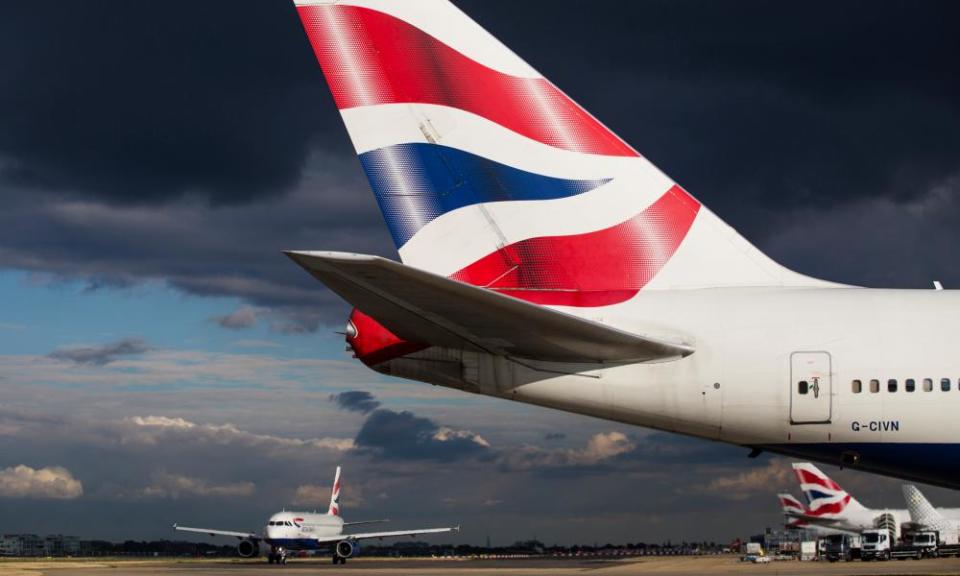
[268,521,274,526]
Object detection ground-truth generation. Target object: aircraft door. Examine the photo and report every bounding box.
[789,351,832,424]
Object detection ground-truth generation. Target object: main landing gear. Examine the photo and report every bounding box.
[332,554,347,565]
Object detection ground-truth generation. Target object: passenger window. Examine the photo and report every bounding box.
[851,379,862,394]
[887,379,897,393]
[942,378,951,392]
[869,379,880,393]
[905,378,915,392]
[924,378,934,392]
[798,380,808,395]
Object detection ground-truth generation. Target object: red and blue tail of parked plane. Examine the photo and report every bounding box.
[292,0,826,365]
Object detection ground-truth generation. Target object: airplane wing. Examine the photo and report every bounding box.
[173,523,259,540]
[285,251,693,363]
[343,519,389,527]
[313,525,459,544]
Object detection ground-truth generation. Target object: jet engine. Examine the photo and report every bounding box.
[237,539,260,558]
[335,539,355,559]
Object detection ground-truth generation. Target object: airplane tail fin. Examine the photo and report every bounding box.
[778,492,807,516]
[292,0,833,309]
[328,466,342,517]
[792,462,866,517]
[903,484,950,532]
[778,493,809,528]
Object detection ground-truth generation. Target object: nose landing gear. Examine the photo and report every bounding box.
[267,546,287,564]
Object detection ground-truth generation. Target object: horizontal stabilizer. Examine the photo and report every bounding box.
[285,251,692,363]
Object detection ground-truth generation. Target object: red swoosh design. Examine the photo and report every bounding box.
[347,187,699,364]
[795,469,843,491]
[296,5,637,157]
[808,494,852,516]
[451,186,700,306]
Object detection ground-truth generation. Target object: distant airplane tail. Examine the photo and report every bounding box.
[292,0,832,311]
[778,493,809,528]
[328,465,342,517]
[903,484,951,532]
[792,463,866,518]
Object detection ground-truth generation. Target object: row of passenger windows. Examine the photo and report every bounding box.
[268,521,294,526]
[851,378,956,394]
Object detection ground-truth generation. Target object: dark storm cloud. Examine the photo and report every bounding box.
[48,337,151,366]
[1,0,959,328]
[354,409,491,462]
[329,390,381,414]
[0,0,338,204]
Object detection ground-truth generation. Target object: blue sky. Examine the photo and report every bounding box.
[0,271,340,359]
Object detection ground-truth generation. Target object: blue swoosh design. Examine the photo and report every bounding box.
[805,489,832,501]
[358,143,611,247]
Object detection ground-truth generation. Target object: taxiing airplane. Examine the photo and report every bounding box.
[174,467,458,564]
[285,0,960,489]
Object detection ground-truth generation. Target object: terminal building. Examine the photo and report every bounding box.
[1,534,82,557]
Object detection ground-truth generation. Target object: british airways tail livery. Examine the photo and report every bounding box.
[777,492,846,534]
[286,0,960,489]
[327,465,341,517]
[787,463,960,538]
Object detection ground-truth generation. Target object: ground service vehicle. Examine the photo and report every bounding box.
[890,531,937,560]
[860,529,891,561]
[823,534,860,562]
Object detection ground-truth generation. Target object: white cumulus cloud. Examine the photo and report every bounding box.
[432,426,490,447]
[0,465,83,499]
[126,415,354,452]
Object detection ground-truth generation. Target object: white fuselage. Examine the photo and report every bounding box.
[380,287,960,488]
[265,511,343,548]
